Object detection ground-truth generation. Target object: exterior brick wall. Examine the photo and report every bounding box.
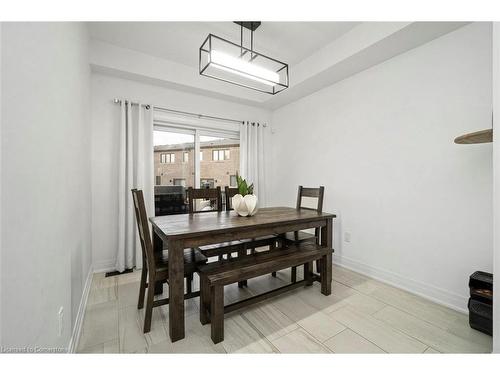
[154,141,240,188]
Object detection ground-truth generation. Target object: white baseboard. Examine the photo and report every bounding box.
[333,254,468,314]
[67,266,93,353]
[93,259,116,274]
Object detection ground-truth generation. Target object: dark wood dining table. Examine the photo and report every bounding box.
[149,206,335,342]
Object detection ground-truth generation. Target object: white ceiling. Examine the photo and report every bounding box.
[89,22,360,68]
[88,22,469,109]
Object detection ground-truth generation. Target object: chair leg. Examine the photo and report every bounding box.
[186,274,193,294]
[304,262,313,286]
[143,274,156,333]
[211,285,224,344]
[237,248,247,288]
[315,259,322,275]
[291,266,297,283]
[137,265,147,309]
[270,242,277,278]
[200,276,210,325]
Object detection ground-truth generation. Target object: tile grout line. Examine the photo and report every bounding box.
[240,311,281,353]
[269,324,334,353]
[263,295,335,353]
[368,305,482,353]
[325,302,429,353]
[330,279,435,352]
[331,273,472,337]
[78,276,120,353]
[368,305,436,352]
[295,318,346,344]
[331,270,490,352]
[323,327,388,353]
[82,268,488,354]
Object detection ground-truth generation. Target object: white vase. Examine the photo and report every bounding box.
[232,194,258,217]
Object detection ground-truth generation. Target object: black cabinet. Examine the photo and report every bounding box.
[468,271,493,336]
[154,185,188,216]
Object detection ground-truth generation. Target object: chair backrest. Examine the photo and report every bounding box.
[131,189,155,272]
[224,186,240,211]
[187,186,223,213]
[296,185,325,212]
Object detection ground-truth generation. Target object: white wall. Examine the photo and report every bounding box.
[0,22,3,346]
[91,73,271,271]
[269,22,493,312]
[492,22,500,354]
[1,23,92,350]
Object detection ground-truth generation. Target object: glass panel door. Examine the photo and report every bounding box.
[153,126,240,215]
[153,129,195,215]
[199,134,240,210]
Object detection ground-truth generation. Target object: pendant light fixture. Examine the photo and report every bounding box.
[199,22,289,95]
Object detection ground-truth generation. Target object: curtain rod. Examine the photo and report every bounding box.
[113,98,261,126]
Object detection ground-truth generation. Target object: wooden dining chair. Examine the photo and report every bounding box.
[224,186,279,281]
[187,186,223,213]
[131,189,207,333]
[286,186,325,282]
[224,186,239,211]
[188,187,245,262]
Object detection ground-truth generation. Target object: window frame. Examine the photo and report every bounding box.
[229,175,237,187]
[160,152,175,164]
[154,123,239,189]
[212,149,230,161]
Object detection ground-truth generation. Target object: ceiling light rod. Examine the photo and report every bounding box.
[235,21,260,60]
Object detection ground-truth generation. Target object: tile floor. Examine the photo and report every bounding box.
[77,265,492,353]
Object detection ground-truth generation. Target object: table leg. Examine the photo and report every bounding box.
[152,229,164,295]
[320,218,333,295]
[168,239,185,342]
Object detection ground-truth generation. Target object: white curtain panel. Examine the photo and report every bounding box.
[240,121,267,206]
[116,101,154,272]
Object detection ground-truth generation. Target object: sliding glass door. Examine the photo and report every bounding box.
[153,128,195,215]
[153,124,240,215]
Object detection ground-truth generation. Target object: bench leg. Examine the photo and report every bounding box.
[304,262,313,286]
[199,276,210,325]
[291,266,297,283]
[321,253,332,295]
[211,285,224,344]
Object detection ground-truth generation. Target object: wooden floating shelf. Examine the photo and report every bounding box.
[454,129,492,144]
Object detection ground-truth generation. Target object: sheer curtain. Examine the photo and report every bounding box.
[239,121,267,206]
[116,101,154,272]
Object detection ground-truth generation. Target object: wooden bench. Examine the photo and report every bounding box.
[198,242,333,343]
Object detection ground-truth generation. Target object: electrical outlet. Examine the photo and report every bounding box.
[58,307,64,337]
[344,232,351,243]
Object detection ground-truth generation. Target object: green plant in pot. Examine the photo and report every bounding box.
[232,174,258,217]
